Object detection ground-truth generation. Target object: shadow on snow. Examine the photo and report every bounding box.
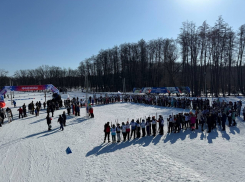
[86,125,240,157]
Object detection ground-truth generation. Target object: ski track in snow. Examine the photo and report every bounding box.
[0,92,245,182]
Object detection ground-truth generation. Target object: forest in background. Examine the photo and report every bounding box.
[1,16,245,97]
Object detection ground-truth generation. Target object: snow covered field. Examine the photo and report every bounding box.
[0,92,245,182]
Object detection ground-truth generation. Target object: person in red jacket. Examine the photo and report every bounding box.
[89,107,94,118]
[17,107,23,119]
[104,122,110,143]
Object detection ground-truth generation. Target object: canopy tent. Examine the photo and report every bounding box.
[0,84,60,107]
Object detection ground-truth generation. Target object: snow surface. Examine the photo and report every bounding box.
[0,92,245,182]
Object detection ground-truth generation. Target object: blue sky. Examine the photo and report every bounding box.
[0,0,244,75]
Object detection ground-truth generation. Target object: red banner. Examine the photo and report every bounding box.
[15,85,46,91]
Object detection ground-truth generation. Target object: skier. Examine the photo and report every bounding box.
[130,119,136,139]
[17,107,23,118]
[159,117,164,135]
[152,117,157,136]
[121,122,127,141]
[116,123,121,142]
[126,121,130,141]
[58,115,64,131]
[111,124,116,143]
[136,120,141,138]
[62,111,67,126]
[141,119,146,137]
[46,114,52,131]
[104,122,111,143]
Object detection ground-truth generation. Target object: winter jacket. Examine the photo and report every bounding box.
[130,121,136,130]
[58,117,63,125]
[126,124,130,132]
[18,108,23,114]
[46,116,51,125]
[141,121,146,128]
[243,108,245,114]
[122,125,126,133]
[104,124,110,133]
[161,119,164,126]
[116,126,121,133]
[190,116,196,124]
[62,113,66,121]
[111,127,116,135]
[152,119,156,125]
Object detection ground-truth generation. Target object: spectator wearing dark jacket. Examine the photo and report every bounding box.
[62,111,66,126]
[104,122,110,143]
[58,115,64,131]
[46,114,52,131]
[17,107,23,118]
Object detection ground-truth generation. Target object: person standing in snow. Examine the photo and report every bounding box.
[67,104,71,115]
[6,107,13,123]
[43,101,46,110]
[228,110,232,127]
[17,107,23,118]
[46,114,52,131]
[90,107,94,118]
[121,122,127,141]
[141,119,146,137]
[23,104,27,117]
[159,117,164,135]
[152,117,157,136]
[136,120,141,138]
[126,121,130,141]
[62,111,67,126]
[104,122,111,143]
[111,124,116,143]
[58,115,64,131]
[13,100,16,107]
[116,123,121,142]
[7,110,12,123]
[130,119,136,139]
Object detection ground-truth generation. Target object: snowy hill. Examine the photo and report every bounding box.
[0,92,245,182]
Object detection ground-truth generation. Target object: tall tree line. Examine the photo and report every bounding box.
[1,16,245,96]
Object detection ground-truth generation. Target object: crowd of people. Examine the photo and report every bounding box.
[103,96,245,143]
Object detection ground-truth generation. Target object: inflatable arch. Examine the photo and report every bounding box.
[0,84,59,108]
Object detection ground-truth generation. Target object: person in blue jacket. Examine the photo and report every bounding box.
[13,100,16,107]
